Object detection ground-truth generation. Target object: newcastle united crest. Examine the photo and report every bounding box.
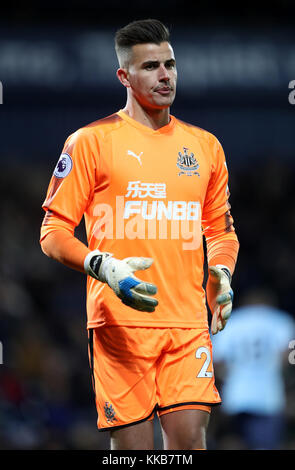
[177,147,200,176]
[104,401,118,424]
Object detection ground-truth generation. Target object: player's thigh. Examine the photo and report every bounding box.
[160,408,210,450]
[155,328,218,450]
[110,418,154,450]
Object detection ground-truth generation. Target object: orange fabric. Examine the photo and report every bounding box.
[41,110,239,329]
[41,229,90,273]
[89,326,220,430]
[207,238,239,275]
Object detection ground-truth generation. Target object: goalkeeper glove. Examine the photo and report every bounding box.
[206,265,233,335]
[84,251,158,312]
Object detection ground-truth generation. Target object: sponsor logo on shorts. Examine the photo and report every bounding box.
[104,401,118,424]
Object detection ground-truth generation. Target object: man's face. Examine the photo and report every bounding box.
[123,41,177,110]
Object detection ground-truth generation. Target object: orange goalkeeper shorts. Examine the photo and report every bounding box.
[88,326,221,431]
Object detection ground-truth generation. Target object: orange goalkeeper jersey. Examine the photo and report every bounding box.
[41,110,238,329]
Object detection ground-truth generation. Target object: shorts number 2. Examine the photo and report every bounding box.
[195,346,213,378]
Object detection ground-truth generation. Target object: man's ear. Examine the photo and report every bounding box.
[116,68,130,88]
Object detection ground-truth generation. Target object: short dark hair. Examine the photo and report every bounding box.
[115,19,170,67]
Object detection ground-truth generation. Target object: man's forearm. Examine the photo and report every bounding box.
[41,229,159,312]
[40,229,91,273]
[206,237,239,275]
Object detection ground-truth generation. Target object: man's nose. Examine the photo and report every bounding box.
[158,64,170,81]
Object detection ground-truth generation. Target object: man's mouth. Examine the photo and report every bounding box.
[154,86,172,95]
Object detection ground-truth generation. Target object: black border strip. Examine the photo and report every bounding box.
[88,329,96,396]
[158,401,221,412]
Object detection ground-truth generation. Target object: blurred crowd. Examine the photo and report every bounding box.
[0,156,294,450]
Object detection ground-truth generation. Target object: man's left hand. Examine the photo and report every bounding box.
[206,266,233,335]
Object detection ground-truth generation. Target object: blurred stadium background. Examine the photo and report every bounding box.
[0,3,295,450]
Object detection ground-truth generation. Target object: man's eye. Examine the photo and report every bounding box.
[145,64,156,70]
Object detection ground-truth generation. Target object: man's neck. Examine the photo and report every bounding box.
[122,100,170,130]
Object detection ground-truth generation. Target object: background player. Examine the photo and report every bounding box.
[40,19,239,449]
[212,288,295,449]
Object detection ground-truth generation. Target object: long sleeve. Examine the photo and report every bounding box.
[202,137,239,274]
[40,127,98,271]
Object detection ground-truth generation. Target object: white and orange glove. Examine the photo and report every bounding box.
[84,250,158,312]
[206,265,233,335]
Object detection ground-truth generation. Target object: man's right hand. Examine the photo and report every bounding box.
[84,251,158,312]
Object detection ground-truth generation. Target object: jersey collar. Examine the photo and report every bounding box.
[117,109,176,135]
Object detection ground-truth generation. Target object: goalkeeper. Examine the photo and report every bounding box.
[40,18,239,450]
